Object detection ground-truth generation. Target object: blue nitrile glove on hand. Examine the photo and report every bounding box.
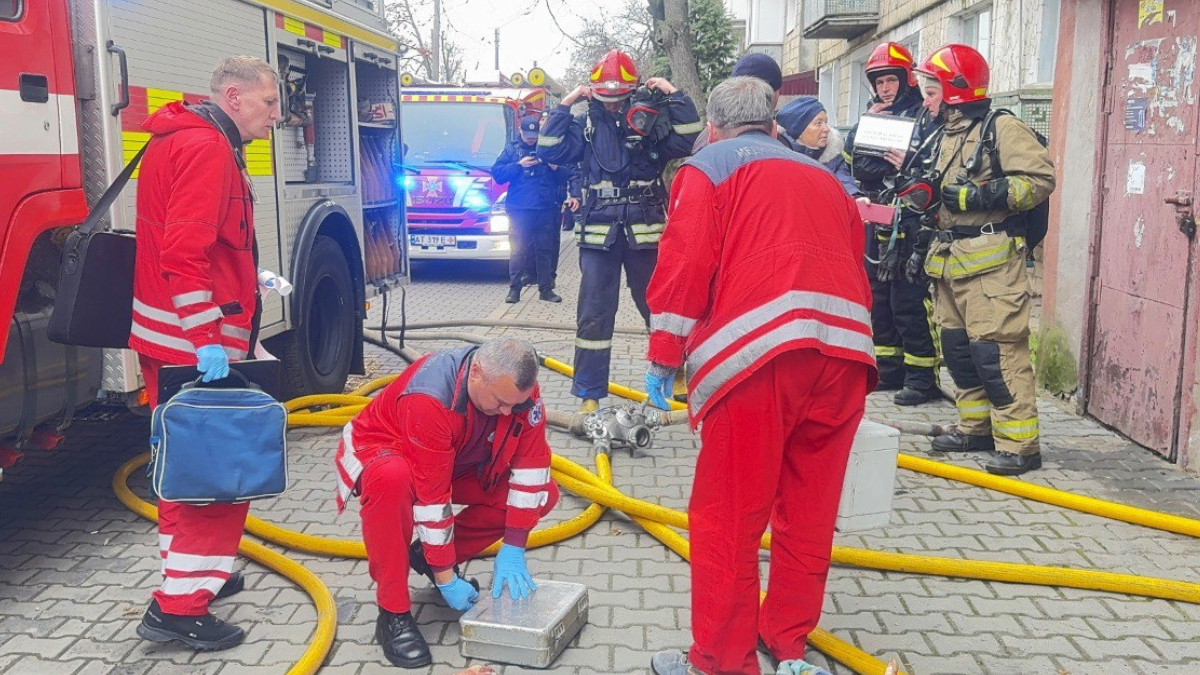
[777,660,833,675]
[644,363,674,410]
[196,345,230,383]
[492,543,536,599]
[436,576,480,611]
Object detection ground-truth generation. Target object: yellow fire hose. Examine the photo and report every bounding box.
[114,355,1200,675]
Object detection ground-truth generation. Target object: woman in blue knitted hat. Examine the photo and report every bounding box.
[776,96,860,196]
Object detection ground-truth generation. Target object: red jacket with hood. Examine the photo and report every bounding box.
[129,101,258,364]
[334,346,554,571]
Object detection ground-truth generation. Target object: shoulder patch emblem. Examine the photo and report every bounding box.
[528,399,544,427]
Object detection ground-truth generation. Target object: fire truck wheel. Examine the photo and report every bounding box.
[274,235,355,397]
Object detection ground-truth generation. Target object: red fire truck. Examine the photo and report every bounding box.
[400,77,559,262]
[0,0,407,475]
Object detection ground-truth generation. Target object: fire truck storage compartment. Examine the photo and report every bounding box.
[354,53,403,284]
[278,46,353,185]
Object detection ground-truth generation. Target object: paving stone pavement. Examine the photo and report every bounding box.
[3,237,1200,675]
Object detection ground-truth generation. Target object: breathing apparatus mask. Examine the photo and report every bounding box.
[623,85,670,153]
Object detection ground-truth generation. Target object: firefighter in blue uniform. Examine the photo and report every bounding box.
[846,42,942,406]
[537,49,702,412]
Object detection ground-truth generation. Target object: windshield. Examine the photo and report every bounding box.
[402,102,511,165]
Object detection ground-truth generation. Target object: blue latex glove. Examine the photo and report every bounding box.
[492,543,536,599]
[644,370,672,410]
[777,660,833,675]
[196,345,230,383]
[436,576,480,611]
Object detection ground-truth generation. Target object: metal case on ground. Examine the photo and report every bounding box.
[459,580,589,668]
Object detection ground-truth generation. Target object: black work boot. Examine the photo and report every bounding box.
[893,386,940,406]
[136,599,245,651]
[505,287,521,303]
[985,451,1042,476]
[213,572,245,601]
[376,608,432,668]
[930,430,995,452]
[539,289,563,303]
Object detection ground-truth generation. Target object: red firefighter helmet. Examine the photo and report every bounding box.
[590,49,639,102]
[914,44,990,106]
[865,42,917,87]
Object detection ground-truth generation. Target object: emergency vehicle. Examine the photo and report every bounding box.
[400,76,559,261]
[0,0,408,472]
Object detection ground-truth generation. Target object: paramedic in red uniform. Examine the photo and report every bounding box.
[334,338,558,668]
[643,77,877,675]
[132,56,280,652]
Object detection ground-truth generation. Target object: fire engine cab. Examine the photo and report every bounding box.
[400,80,559,261]
[0,0,408,474]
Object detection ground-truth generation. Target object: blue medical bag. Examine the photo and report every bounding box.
[149,373,288,504]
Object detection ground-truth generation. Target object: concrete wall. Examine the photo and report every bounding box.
[1041,0,1104,407]
[806,0,1058,127]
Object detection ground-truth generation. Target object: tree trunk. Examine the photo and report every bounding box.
[660,0,705,112]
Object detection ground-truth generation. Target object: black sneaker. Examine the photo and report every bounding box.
[136,599,245,651]
[539,289,563,303]
[505,287,521,303]
[376,608,432,668]
[893,387,940,406]
[213,572,244,601]
[930,430,995,452]
[985,451,1042,476]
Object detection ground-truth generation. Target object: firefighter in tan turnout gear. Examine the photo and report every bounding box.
[915,44,1055,476]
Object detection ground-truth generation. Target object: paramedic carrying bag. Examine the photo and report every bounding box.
[48,144,148,348]
[149,370,289,504]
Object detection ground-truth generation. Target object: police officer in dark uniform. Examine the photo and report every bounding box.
[537,49,701,412]
[491,115,569,304]
[846,42,942,406]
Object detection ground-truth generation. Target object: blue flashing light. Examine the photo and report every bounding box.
[463,190,490,211]
[449,176,477,192]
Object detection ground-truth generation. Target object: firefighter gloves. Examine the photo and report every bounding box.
[941,178,1010,213]
[196,345,230,383]
[492,544,536,599]
[436,576,480,611]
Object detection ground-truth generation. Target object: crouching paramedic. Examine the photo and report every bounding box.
[643,77,877,675]
[334,338,559,669]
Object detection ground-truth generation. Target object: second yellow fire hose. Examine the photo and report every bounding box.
[114,353,1200,675]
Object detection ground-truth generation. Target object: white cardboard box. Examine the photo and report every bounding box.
[836,419,901,532]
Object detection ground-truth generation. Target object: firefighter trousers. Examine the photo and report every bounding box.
[509,207,560,292]
[356,453,560,613]
[571,234,657,400]
[688,349,870,675]
[870,273,937,391]
[932,246,1039,455]
[140,354,250,617]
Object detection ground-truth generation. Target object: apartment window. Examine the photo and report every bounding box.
[961,7,992,62]
[1036,0,1061,83]
[1,0,22,21]
[786,0,798,30]
[899,33,919,65]
[818,64,839,127]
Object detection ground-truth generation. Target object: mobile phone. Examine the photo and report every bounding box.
[857,201,897,224]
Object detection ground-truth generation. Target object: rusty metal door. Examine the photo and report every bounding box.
[1088,0,1200,458]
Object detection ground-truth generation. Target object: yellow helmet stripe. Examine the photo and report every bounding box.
[620,65,637,82]
[888,45,911,62]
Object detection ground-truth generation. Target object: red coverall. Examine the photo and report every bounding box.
[335,347,558,613]
[646,131,878,675]
[131,102,259,616]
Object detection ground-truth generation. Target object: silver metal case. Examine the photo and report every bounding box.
[459,580,589,668]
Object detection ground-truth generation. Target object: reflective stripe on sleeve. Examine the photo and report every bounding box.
[875,345,903,358]
[509,468,551,486]
[650,312,698,337]
[537,135,563,147]
[172,290,213,308]
[180,307,222,331]
[507,489,549,509]
[673,121,704,135]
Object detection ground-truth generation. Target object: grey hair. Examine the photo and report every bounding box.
[706,76,775,133]
[210,56,278,95]
[475,338,539,391]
